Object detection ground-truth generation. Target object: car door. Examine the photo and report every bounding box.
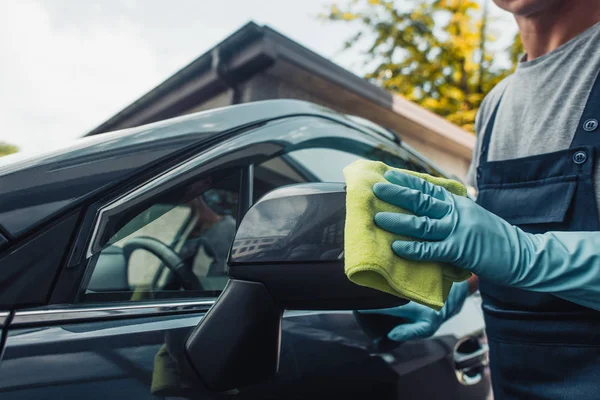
[0,168,243,400]
[0,115,488,399]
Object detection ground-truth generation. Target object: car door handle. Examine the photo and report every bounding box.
[454,336,489,386]
[455,344,489,370]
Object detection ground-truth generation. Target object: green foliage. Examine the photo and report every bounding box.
[325,0,523,132]
[0,142,18,157]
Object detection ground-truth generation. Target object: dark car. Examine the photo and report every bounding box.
[0,100,489,399]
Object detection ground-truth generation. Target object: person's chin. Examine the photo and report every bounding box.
[492,0,564,17]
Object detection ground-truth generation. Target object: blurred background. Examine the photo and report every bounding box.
[0,0,520,160]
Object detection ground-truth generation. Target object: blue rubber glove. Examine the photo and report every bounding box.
[373,170,600,311]
[362,280,469,341]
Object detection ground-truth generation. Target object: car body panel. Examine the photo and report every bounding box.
[0,309,488,399]
[0,213,79,308]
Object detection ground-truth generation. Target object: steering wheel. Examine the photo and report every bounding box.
[122,236,203,291]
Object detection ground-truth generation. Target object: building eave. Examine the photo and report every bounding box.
[86,21,473,164]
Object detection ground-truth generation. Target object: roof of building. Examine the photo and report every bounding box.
[87,21,474,159]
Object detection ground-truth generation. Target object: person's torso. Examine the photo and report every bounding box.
[469,22,600,399]
[469,22,600,211]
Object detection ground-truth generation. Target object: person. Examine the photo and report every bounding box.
[177,191,236,293]
[368,1,600,398]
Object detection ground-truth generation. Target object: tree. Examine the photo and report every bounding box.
[0,142,18,157]
[325,0,523,132]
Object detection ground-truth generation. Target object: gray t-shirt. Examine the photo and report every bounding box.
[467,22,600,215]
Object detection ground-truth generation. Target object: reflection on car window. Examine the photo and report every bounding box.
[287,148,363,182]
[123,206,191,287]
[254,145,429,201]
[81,170,240,303]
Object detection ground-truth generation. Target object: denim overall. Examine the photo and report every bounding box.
[475,73,600,399]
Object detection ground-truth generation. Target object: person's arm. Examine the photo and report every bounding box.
[373,170,600,311]
[506,230,600,310]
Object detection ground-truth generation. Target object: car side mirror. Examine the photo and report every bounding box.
[185,183,407,392]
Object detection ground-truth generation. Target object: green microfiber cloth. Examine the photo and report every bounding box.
[343,160,471,311]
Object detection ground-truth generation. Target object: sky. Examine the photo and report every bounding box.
[0,0,516,153]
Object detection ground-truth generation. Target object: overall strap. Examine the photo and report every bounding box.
[571,68,600,148]
[478,95,504,164]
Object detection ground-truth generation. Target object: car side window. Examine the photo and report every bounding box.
[80,170,240,303]
[254,145,428,201]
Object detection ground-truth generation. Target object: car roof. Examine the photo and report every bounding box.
[0,100,393,239]
[0,100,365,174]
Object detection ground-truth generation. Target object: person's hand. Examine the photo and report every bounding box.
[361,281,469,341]
[371,170,536,288]
[371,170,600,312]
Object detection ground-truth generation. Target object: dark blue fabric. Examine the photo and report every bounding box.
[477,179,576,226]
[475,69,600,399]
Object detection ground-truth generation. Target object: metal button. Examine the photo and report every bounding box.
[573,151,587,164]
[583,119,598,132]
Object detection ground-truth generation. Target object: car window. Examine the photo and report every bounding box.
[123,205,192,287]
[288,148,363,182]
[80,170,240,303]
[254,145,428,201]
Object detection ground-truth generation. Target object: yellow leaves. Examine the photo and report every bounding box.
[467,93,484,106]
[461,123,475,133]
[437,0,479,11]
[326,0,517,132]
[0,142,18,157]
[444,86,465,101]
[328,4,357,20]
[421,97,441,110]
[459,108,478,122]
